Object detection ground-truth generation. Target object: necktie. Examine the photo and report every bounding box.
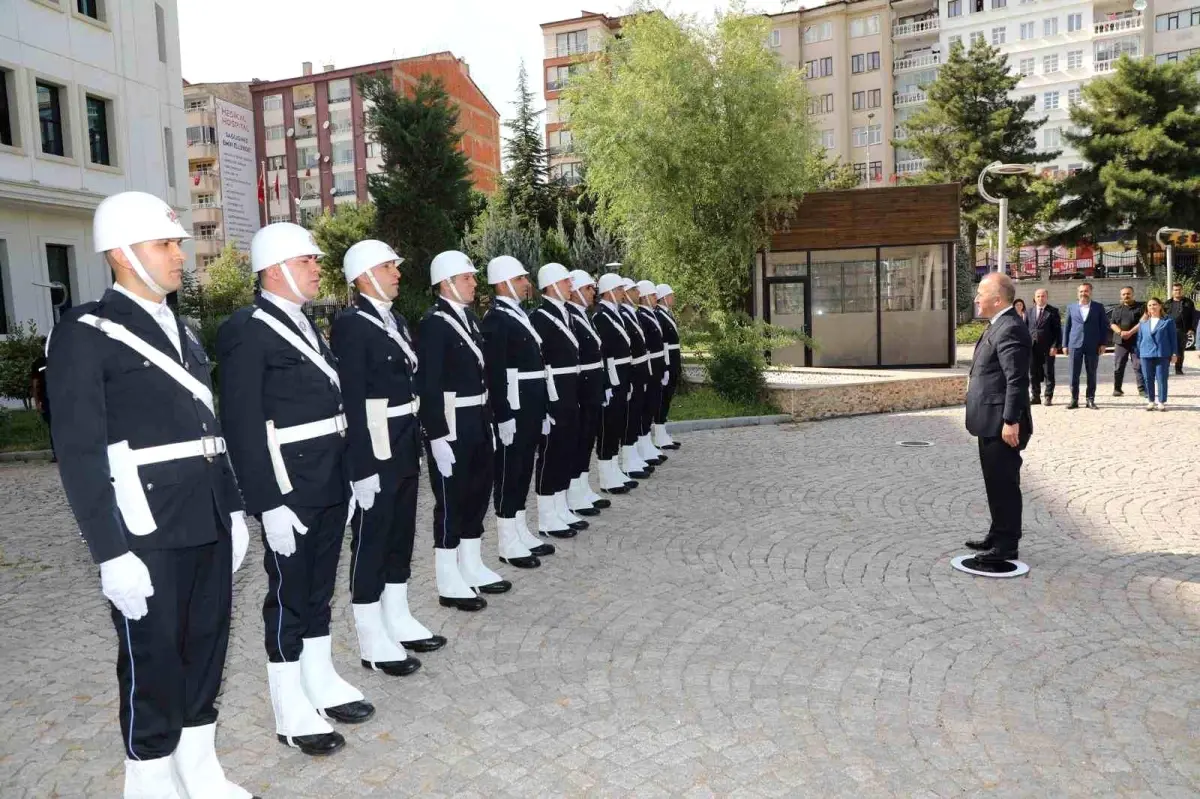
[156,305,182,358]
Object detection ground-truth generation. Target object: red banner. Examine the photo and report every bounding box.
[1051,244,1095,276]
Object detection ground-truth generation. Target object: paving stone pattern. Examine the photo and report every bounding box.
[1,376,1198,797]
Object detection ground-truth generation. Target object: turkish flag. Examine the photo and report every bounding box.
[274,173,280,200]
[257,167,265,204]
[193,174,201,186]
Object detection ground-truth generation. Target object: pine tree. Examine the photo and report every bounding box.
[1053,54,1200,259]
[498,62,554,231]
[361,72,476,321]
[309,202,376,302]
[900,41,1055,268]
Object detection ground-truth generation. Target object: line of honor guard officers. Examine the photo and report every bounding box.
[48,192,683,798]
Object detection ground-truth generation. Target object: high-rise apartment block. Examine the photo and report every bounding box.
[183,81,252,273]
[1152,0,1200,62]
[249,54,500,228]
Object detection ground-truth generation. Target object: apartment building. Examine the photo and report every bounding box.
[940,0,1148,175]
[249,54,500,228]
[0,0,189,336]
[541,10,627,185]
[182,81,252,273]
[1152,0,1200,62]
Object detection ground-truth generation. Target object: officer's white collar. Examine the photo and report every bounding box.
[261,289,306,317]
[362,292,393,321]
[600,298,619,312]
[543,294,569,317]
[568,300,587,312]
[495,294,524,312]
[439,293,469,324]
[114,282,170,318]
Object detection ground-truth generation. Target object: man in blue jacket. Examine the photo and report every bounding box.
[1062,282,1108,409]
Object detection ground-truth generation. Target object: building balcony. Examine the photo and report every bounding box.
[193,238,223,258]
[187,142,218,160]
[893,90,928,107]
[189,173,218,192]
[1094,52,1141,73]
[896,157,929,176]
[190,206,221,225]
[547,143,575,155]
[893,125,909,141]
[892,17,940,39]
[186,109,216,127]
[545,39,604,59]
[894,52,940,72]
[293,98,316,111]
[1093,14,1142,37]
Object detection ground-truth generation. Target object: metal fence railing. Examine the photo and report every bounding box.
[974,248,1200,282]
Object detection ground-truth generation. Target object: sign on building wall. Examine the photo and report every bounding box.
[215,99,260,251]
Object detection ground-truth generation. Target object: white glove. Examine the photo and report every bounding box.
[498,418,516,447]
[603,388,613,407]
[262,505,308,557]
[430,436,455,478]
[230,511,249,573]
[627,387,634,400]
[352,474,381,512]
[100,552,154,621]
[661,372,669,386]
[542,415,553,436]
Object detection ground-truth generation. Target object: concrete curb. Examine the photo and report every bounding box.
[0,449,53,463]
[665,414,793,433]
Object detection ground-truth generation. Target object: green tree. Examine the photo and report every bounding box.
[310,202,377,301]
[362,72,476,321]
[464,195,544,273]
[816,153,862,190]
[498,62,555,231]
[569,217,625,275]
[899,41,1055,268]
[565,3,821,316]
[541,213,571,266]
[1052,54,1200,260]
[202,243,256,317]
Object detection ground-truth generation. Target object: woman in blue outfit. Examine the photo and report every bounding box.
[1137,297,1179,411]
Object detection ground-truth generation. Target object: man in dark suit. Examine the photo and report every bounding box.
[1061,281,1108,409]
[1025,288,1061,406]
[965,272,1033,566]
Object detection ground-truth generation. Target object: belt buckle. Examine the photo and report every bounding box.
[200,435,220,461]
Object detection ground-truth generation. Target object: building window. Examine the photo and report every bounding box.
[265,124,285,140]
[868,89,881,108]
[851,54,864,73]
[267,154,286,170]
[1067,13,1082,32]
[37,81,68,157]
[852,91,865,110]
[155,4,167,63]
[992,26,1006,44]
[851,125,882,147]
[803,21,833,43]
[1067,50,1083,69]
[366,141,381,158]
[1043,54,1059,73]
[0,70,14,148]
[849,14,880,37]
[295,145,318,169]
[333,172,356,195]
[1067,163,1082,176]
[262,94,282,112]
[807,94,834,115]
[195,223,218,240]
[328,109,352,134]
[807,58,833,78]
[869,161,882,182]
[86,94,112,166]
[163,127,175,187]
[819,129,835,149]
[1019,58,1035,76]
[1044,17,1058,36]
[185,98,207,111]
[46,244,74,314]
[852,126,867,146]
[770,29,781,48]
[1044,91,1060,110]
[1044,127,1061,149]
[853,162,868,182]
[949,34,963,48]
[1021,94,1036,106]
[332,141,354,165]
[970,32,985,46]
[992,0,1006,8]
[1020,21,1035,39]
[0,245,9,335]
[186,125,216,146]
[948,0,962,17]
[327,78,351,104]
[555,30,590,57]
[77,0,104,21]
[191,162,214,177]
[193,194,215,208]
[1068,88,1082,106]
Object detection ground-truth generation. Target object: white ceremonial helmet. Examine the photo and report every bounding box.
[344,239,403,299]
[636,280,657,299]
[656,283,674,299]
[596,273,625,296]
[538,262,572,290]
[93,191,191,297]
[569,269,595,304]
[487,255,529,301]
[620,277,638,299]
[251,222,325,299]
[430,250,476,286]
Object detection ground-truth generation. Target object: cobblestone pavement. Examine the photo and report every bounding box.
[2,375,1198,798]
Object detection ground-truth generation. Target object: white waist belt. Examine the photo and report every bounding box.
[454,393,488,408]
[275,414,349,445]
[632,354,649,365]
[649,351,666,360]
[107,435,228,537]
[665,344,681,351]
[609,356,632,365]
[548,365,580,376]
[442,392,488,443]
[580,361,603,372]
[387,398,420,418]
[517,370,546,380]
[130,435,226,466]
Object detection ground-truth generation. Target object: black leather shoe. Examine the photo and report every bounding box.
[362,656,421,676]
[1086,400,1098,409]
[1067,400,1079,409]
[663,441,681,450]
[402,635,447,652]
[975,547,1018,564]
[573,506,600,516]
[655,453,668,462]
[476,580,512,594]
[624,480,639,489]
[439,594,487,611]
[542,527,578,539]
[530,542,555,556]
[592,498,612,509]
[644,456,663,466]
[1113,389,1124,397]
[1030,395,1041,405]
[964,538,993,551]
[601,485,630,494]
[500,554,540,568]
[322,700,375,724]
[567,519,589,531]
[1044,396,1053,406]
[278,732,345,756]
[627,469,649,479]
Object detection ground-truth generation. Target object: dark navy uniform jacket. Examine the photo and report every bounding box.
[594,301,633,390]
[329,295,422,484]
[656,306,683,381]
[216,295,349,515]
[47,289,242,564]
[416,297,491,445]
[530,299,582,407]
[620,304,649,381]
[637,306,666,383]
[479,298,547,426]
[567,303,605,407]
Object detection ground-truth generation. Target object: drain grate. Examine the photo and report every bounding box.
[897,440,934,448]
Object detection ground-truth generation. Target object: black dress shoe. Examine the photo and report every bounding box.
[322,700,375,724]
[1067,400,1079,409]
[592,498,612,509]
[601,485,630,494]
[500,554,541,568]
[975,547,1018,564]
[402,635,447,652]
[362,656,421,676]
[567,519,589,531]
[530,542,555,556]
[475,579,512,594]
[1113,389,1124,397]
[542,527,577,539]
[1030,395,1041,405]
[655,453,668,462]
[626,470,649,479]
[964,538,993,551]
[664,442,681,450]
[623,480,639,489]
[439,594,487,611]
[644,456,663,466]
[1044,396,1053,406]
[1086,400,1098,409]
[278,731,345,756]
[573,506,600,517]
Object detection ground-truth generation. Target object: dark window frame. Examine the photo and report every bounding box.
[86,94,111,166]
[36,81,65,157]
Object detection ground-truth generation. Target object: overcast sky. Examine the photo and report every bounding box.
[179,1,797,132]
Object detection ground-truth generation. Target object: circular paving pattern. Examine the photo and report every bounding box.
[0,374,1198,797]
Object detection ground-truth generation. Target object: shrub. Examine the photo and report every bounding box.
[0,321,44,407]
[698,313,804,405]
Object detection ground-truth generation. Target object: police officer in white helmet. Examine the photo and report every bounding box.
[330,240,446,681]
[634,280,668,465]
[564,269,611,515]
[653,284,682,450]
[47,191,257,797]
[416,251,509,609]
[218,222,372,758]
[592,272,640,494]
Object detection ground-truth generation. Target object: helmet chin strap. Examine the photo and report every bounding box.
[504,279,518,303]
[445,279,465,304]
[551,283,568,303]
[365,270,388,301]
[120,245,168,297]
[278,261,307,302]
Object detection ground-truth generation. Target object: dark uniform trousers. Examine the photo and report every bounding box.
[567,303,605,478]
[417,299,495,550]
[48,289,245,761]
[330,297,423,605]
[598,374,629,460]
[217,296,351,665]
[495,386,548,517]
[535,376,580,496]
[576,397,601,476]
[594,304,633,461]
[620,307,649,448]
[978,437,1023,553]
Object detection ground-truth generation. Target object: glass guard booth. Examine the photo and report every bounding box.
[753,184,960,369]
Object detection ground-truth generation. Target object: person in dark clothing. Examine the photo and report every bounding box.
[1165,283,1195,375]
[1025,288,1061,405]
[1107,285,1146,397]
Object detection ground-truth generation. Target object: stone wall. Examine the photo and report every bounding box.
[767,374,967,421]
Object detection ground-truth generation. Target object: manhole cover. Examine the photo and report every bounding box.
[897,440,934,447]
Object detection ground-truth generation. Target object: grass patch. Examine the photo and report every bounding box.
[0,408,51,453]
[670,385,780,421]
[956,320,986,345]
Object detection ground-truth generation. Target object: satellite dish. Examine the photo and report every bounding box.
[323,155,330,163]
[1132,0,1146,10]
[286,127,295,137]
[322,120,330,129]
[329,186,337,196]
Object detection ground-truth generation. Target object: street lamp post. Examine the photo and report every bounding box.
[1156,226,1185,289]
[977,161,1036,273]
[867,112,876,187]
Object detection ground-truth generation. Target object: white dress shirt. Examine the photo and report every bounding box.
[1150,317,1161,334]
[261,290,319,350]
[990,305,1013,325]
[114,283,181,358]
[439,294,471,329]
[1079,302,1091,322]
[363,293,397,332]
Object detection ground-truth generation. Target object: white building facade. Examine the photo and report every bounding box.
[938,0,1146,175]
[0,0,189,338]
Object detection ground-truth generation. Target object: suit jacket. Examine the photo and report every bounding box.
[567,302,605,407]
[217,295,349,514]
[1136,318,1180,359]
[479,298,548,425]
[530,298,582,406]
[1063,301,1108,350]
[416,297,491,444]
[1025,303,1061,350]
[966,307,1033,446]
[48,289,244,563]
[329,295,422,483]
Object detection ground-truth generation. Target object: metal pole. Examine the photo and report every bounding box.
[997,196,1008,274]
[1166,243,1174,291]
